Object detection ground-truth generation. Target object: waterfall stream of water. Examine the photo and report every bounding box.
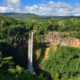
[28,32,34,72]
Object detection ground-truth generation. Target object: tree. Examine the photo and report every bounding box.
[0,20,4,38]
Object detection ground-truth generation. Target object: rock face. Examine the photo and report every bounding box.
[41,32,80,48]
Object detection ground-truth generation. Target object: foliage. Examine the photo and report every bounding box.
[69,32,80,38]
[0,53,48,80]
[41,46,80,80]
[0,52,14,69]
[0,15,80,39]
[0,14,80,80]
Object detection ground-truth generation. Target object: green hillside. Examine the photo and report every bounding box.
[0,13,52,20]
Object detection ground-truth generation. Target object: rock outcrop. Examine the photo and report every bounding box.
[41,32,80,48]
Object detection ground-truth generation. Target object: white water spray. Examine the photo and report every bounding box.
[28,32,34,72]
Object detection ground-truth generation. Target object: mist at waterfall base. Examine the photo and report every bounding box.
[28,32,34,72]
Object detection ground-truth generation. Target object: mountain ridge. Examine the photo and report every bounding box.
[0,13,80,20]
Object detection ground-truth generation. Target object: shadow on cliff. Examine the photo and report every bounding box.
[0,41,28,68]
[33,60,53,80]
[33,43,53,80]
[33,43,47,63]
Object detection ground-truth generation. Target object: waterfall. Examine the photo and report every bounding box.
[28,32,34,72]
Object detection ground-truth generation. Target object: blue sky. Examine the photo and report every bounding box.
[21,0,80,6]
[0,0,80,6]
[0,0,80,16]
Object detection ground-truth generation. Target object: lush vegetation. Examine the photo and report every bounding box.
[0,14,80,39]
[0,52,48,80]
[0,13,53,20]
[41,46,80,80]
[0,14,80,80]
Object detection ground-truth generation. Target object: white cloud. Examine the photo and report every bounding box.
[73,7,80,16]
[0,6,14,13]
[0,0,80,16]
[24,1,75,16]
[75,3,80,7]
[4,0,21,8]
[25,1,80,16]
[0,0,21,13]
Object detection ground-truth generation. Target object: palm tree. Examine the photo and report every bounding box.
[0,20,4,38]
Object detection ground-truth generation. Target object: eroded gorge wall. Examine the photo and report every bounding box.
[41,32,80,48]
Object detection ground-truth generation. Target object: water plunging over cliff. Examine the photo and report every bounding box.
[28,32,34,72]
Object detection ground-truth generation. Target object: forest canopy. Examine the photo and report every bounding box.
[0,14,80,39]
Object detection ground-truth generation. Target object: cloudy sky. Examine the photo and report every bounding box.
[0,0,80,16]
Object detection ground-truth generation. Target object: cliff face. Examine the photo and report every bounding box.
[41,32,80,48]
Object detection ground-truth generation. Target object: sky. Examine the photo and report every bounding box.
[0,0,80,16]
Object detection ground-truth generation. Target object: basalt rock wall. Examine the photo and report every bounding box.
[41,32,80,48]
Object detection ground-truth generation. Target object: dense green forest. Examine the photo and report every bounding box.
[0,14,80,80]
[0,14,80,37]
[41,46,80,80]
[0,13,80,39]
[0,52,48,80]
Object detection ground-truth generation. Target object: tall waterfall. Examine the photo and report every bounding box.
[28,32,34,72]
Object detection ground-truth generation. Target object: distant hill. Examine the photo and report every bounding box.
[0,13,52,20]
[0,13,39,20]
[0,13,80,20]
